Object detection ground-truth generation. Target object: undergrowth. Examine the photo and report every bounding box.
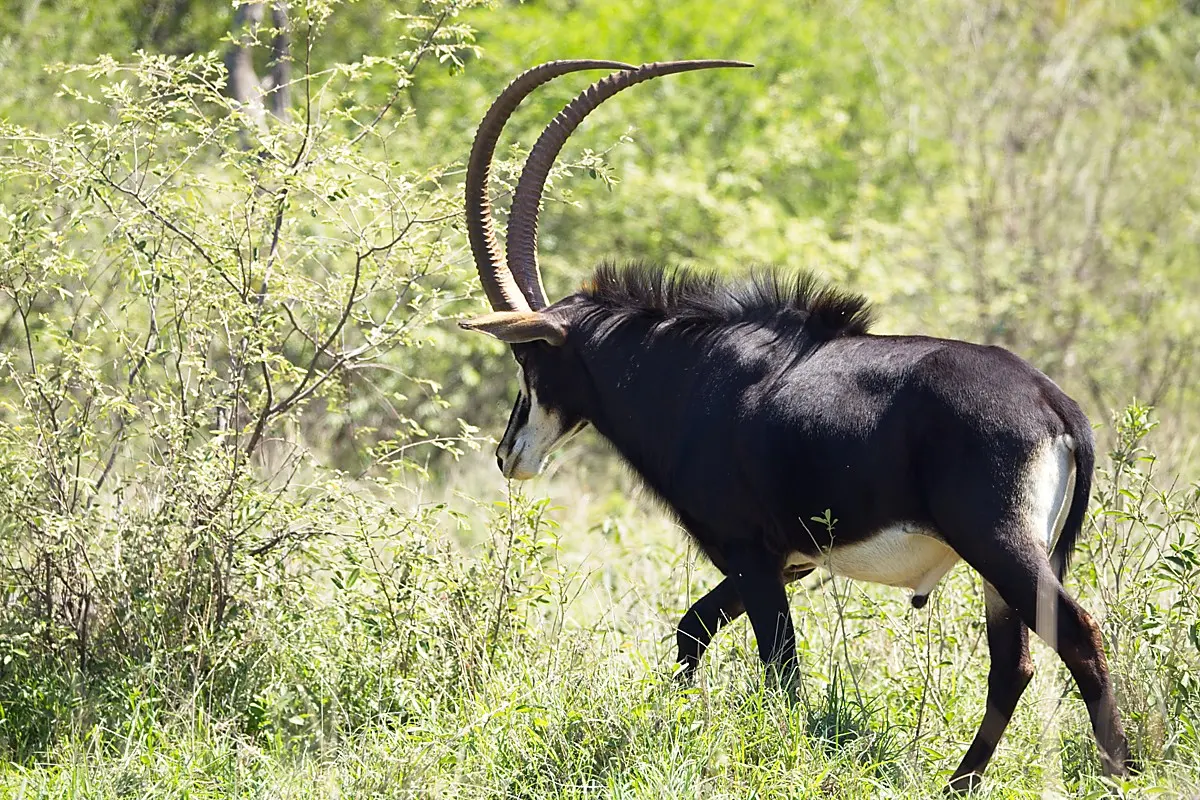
[1,405,1197,798]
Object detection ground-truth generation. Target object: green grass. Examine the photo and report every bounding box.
[3,437,1198,800]
[2,1,1199,796]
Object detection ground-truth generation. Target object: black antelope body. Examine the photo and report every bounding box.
[458,59,1133,791]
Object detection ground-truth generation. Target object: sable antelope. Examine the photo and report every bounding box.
[458,59,1132,791]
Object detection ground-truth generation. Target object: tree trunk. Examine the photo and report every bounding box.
[224,1,290,142]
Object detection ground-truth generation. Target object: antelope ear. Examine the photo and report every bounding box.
[459,311,567,346]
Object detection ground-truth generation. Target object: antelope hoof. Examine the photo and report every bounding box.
[944,772,982,795]
[767,662,801,701]
[674,664,698,685]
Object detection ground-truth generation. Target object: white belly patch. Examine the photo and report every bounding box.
[786,524,959,597]
[782,435,1076,602]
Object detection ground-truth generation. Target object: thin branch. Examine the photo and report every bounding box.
[270,250,363,416]
[348,10,449,147]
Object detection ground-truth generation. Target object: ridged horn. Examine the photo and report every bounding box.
[506,60,753,310]
[466,60,633,312]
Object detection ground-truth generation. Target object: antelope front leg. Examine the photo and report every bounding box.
[676,577,744,680]
[727,547,799,686]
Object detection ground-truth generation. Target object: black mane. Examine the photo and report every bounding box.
[581,263,874,339]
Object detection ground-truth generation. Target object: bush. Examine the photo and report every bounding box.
[0,0,489,759]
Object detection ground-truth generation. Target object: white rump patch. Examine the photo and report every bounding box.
[787,523,960,597]
[1022,434,1077,551]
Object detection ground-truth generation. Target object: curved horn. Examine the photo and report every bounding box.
[506,60,753,310]
[466,60,633,312]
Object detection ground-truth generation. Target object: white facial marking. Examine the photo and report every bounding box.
[501,366,574,480]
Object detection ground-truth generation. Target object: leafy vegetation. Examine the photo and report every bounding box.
[0,0,1197,797]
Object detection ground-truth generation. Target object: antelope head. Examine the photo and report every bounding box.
[459,59,751,479]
